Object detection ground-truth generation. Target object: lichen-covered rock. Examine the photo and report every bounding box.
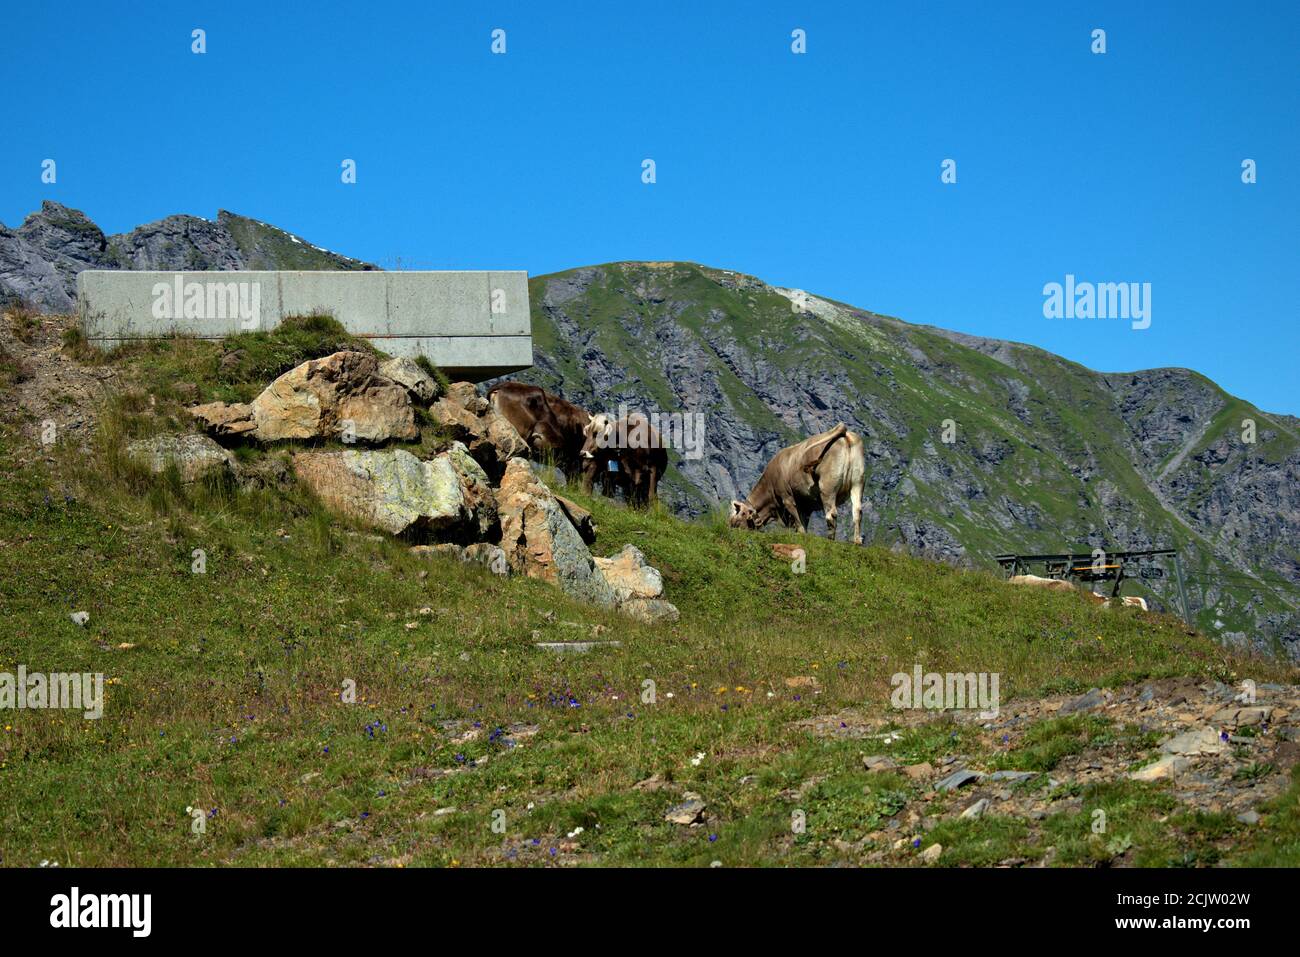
[126,433,236,483]
[594,544,664,602]
[497,458,616,607]
[379,357,440,404]
[444,442,497,538]
[251,351,417,443]
[293,448,468,536]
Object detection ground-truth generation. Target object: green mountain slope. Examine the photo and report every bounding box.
[516,262,1299,659]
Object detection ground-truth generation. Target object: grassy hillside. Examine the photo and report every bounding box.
[1,316,1297,867]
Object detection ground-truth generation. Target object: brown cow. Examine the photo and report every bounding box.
[580,411,668,506]
[486,381,591,472]
[729,423,865,543]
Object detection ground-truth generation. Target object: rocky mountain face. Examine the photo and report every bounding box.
[516,263,1300,661]
[0,201,372,312]
[2,204,1295,659]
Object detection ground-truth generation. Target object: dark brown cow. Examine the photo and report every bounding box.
[486,381,591,472]
[580,412,668,506]
[728,423,865,543]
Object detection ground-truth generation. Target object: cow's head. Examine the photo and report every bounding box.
[728,499,759,529]
[580,413,615,461]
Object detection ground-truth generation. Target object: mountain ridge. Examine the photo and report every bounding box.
[1,204,1295,659]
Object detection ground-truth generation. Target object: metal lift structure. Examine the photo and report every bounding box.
[993,547,1193,626]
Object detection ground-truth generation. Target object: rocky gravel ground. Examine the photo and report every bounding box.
[796,678,1299,866]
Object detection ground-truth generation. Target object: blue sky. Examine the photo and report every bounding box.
[4,1,1297,413]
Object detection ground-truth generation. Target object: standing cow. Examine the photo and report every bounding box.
[486,381,591,473]
[728,423,865,543]
[580,411,667,506]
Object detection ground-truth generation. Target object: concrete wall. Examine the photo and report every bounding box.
[77,270,533,381]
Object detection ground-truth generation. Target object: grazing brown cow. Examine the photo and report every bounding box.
[486,381,591,471]
[729,423,865,543]
[580,411,668,506]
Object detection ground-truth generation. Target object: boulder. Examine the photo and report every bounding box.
[292,448,471,537]
[594,544,664,602]
[619,598,680,625]
[410,541,509,576]
[126,433,236,483]
[428,383,528,478]
[189,401,256,438]
[379,357,440,404]
[444,381,487,412]
[443,441,497,538]
[250,351,417,443]
[463,543,510,576]
[496,458,617,607]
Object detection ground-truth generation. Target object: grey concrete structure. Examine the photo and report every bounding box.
[77,270,532,380]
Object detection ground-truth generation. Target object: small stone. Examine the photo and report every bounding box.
[534,641,623,654]
[863,755,899,772]
[1161,727,1229,757]
[988,770,1036,783]
[1059,688,1105,715]
[69,611,89,626]
[919,843,943,863]
[784,676,821,689]
[1212,706,1273,728]
[665,793,706,825]
[960,798,990,820]
[903,762,935,781]
[1130,755,1191,781]
[934,769,982,792]
[1236,810,1260,825]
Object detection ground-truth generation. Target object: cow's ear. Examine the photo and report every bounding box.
[730,500,744,516]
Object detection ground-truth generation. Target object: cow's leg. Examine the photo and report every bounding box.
[646,465,659,505]
[582,459,596,494]
[850,482,863,545]
[781,494,807,534]
[820,487,839,541]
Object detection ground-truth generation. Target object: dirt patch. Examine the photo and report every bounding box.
[1,311,116,460]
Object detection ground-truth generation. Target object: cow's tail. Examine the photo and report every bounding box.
[801,422,849,474]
